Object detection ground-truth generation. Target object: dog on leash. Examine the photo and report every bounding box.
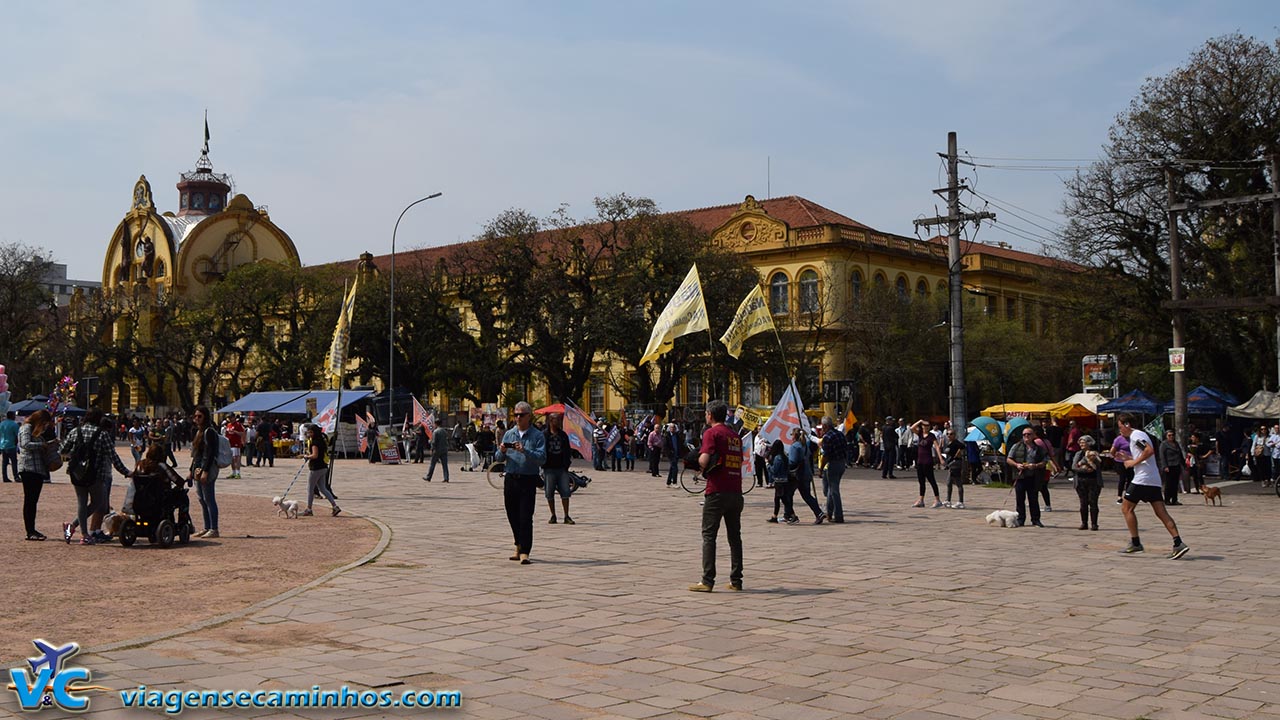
[273,496,300,518]
[1202,486,1222,506]
[985,509,1020,527]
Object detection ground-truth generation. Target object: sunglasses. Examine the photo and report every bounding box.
[514,412,528,417]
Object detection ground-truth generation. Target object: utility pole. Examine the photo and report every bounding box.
[914,132,995,434]
[1164,157,1280,437]
[1166,168,1188,446]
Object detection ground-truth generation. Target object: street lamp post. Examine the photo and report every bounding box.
[389,193,442,430]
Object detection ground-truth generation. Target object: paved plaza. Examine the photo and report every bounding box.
[6,459,1280,719]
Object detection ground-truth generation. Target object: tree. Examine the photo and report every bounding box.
[1060,33,1280,397]
[0,244,58,398]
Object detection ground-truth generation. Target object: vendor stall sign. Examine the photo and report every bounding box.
[1169,347,1186,373]
[1081,354,1119,393]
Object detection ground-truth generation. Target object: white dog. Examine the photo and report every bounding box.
[273,496,300,519]
[985,509,1020,528]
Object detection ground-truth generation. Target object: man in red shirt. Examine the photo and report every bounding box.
[689,400,745,592]
[225,415,246,479]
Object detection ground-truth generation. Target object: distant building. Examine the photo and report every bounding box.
[38,259,100,307]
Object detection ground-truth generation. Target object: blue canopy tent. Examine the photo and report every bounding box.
[1160,385,1239,415]
[216,389,372,416]
[7,396,82,416]
[1097,389,1164,415]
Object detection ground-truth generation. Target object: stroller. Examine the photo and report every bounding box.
[119,466,196,548]
[460,442,483,472]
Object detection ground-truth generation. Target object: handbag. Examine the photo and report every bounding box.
[45,444,63,473]
[1253,443,1264,457]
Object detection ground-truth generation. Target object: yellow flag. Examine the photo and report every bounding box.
[326,275,361,388]
[719,285,775,359]
[640,264,709,366]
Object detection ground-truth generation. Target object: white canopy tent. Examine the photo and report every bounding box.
[1057,392,1111,415]
[1228,390,1280,420]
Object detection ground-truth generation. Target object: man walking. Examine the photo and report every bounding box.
[1117,413,1190,558]
[897,417,913,470]
[689,400,744,592]
[647,423,663,477]
[0,411,19,482]
[495,402,545,565]
[423,426,450,483]
[665,423,685,487]
[820,416,849,523]
[542,413,574,524]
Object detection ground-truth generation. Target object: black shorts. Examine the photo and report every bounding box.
[1123,483,1164,504]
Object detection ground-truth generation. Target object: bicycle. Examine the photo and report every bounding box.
[679,464,755,495]
[487,462,592,496]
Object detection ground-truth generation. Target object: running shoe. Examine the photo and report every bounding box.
[1168,542,1190,560]
[63,522,74,544]
[1119,542,1144,554]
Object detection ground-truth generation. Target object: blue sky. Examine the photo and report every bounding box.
[0,1,1274,281]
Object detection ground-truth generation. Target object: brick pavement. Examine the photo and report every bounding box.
[5,458,1279,719]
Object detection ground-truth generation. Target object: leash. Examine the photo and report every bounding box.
[279,460,308,501]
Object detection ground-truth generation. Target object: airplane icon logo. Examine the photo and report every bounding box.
[27,640,79,676]
[8,639,108,712]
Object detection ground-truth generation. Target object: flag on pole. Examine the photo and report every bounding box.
[312,398,338,434]
[757,378,811,449]
[411,395,433,439]
[354,413,369,454]
[640,264,710,366]
[203,110,210,154]
[561,399,599,467]
[719,285,775,359]
[326,276,362,388]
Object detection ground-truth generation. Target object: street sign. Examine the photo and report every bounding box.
[1082,354,1119,394]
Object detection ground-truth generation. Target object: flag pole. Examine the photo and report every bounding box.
[771,325,791,378]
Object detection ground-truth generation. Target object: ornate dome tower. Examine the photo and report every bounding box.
[175,116,231,216]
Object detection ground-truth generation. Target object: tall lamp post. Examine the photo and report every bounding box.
[390,193,443,428]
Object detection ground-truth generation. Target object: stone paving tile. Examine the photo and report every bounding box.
[10,465,1280,719]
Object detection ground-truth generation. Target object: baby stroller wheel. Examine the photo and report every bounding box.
[119,523,137,547]
[178,521,191,545]
[156,519,176,549]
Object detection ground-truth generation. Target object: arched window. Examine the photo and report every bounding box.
[798,269,819,313]
[937,280,947,295]
[769,272,789,315]
[916,278,929,298]
[873,271,887,287]
[192,193,204,209]
[895,275,908,300]
[180,193,188,209]
[851,270,863,299]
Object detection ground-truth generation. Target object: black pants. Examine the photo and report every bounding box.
[1037,470,1051,508]
[787,475,824,519]
[881,446,896,477]
[754,456,768,486]
[1076,480,1101,527]
[1162,465,1181,504]
[700,492,743,588]
[772,480,795,518]
[503,473,538,555]
[946,469,964,503]
[917,464,939,498]
[1117,466,1133,497]
[899,447,913,469]
[20,471,46,535]
[1014,474,1040,525]
[649,450,660,476]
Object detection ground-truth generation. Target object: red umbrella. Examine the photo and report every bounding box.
[534,403,565,415]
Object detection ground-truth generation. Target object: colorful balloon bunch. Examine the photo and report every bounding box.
[0,364,9,416]
[47,375,77,414]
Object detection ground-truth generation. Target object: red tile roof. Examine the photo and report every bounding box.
[680,195,870,233]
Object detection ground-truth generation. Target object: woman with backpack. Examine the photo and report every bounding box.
[765,439,796,524]
[189,406,221,538]
[18,410,58,540]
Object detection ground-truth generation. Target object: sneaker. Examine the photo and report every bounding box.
[688,583,713,592]
[931,501,944,509]
[1119,542,1144,554]
[954,502,965,509]
[549,516,558,524]
[1168,542,1190,560]
[785,516,799,525]
[331,507,341,517]
[942,501,952,508]
[1031,521,1045,528]
[194,529,210,538]
[1116,498,1124,504]
[301,508,314,516]
[1079,523,1088,530]
[204,530,220,539]
[911,500,925,508]
[728,583,743,592]
[63,522,74,544]
[766,516,778,523]
[80,536,96,545]
[563,517,575,525]
[814,514,825,525]
[92,531,111,542]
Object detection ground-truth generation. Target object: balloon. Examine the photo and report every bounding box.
[0,364,6,373]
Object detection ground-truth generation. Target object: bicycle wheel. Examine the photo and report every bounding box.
[679,466,705,494]
[486,461,506,490]
[742,475,755,495]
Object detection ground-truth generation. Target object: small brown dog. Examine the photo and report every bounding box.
[1202,486,1222,506]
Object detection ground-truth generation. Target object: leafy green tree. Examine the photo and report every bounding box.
[0,244,58,398]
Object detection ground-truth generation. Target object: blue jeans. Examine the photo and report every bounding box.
[824,460,846,521]
[1,448,16,481]
[666,456,680,485]
[195,466,220,531]
[543,468,571,500]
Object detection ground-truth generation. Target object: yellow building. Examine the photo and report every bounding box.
[97,138,301,412]
[352,195,1073,421]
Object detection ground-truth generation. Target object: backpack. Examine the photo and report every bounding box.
[214,431,233,468]
[67,427,101,487]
